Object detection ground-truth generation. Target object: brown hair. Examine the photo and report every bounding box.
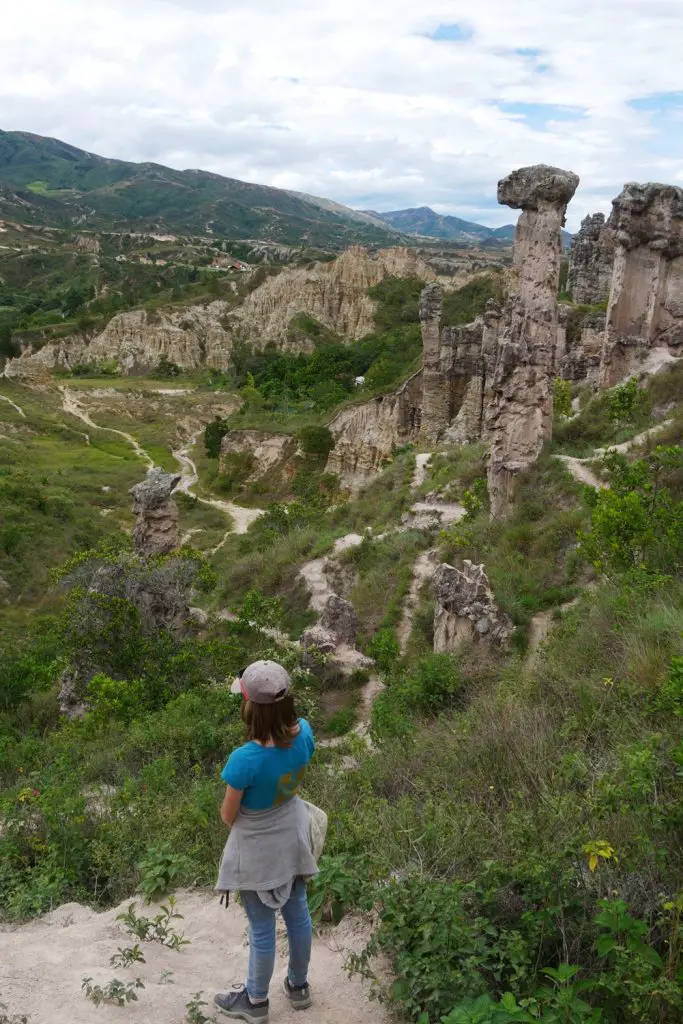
[241,694,299,747]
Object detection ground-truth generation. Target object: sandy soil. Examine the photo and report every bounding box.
[0,891,385,1024]
[396,549,438,655]
[412,453,432,489]
[555,455,606,490]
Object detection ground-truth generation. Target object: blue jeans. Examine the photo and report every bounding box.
[240,878,312,1002]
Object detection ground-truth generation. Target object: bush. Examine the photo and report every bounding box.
[204,416,230,459]
[298,425,334,458]
[580,446,683,575]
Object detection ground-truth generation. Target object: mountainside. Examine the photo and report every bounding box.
[0,130,402,248]
[365,205,495,241]
[368,205,571,246]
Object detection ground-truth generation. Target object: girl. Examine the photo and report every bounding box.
[214,660,318,1024]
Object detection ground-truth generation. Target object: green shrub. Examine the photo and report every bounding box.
[137,842,194,901]
[608,379,650,425]
[298,425,334,458]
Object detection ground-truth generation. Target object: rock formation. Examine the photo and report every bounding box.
[599,182,683,387]
[485,165,579,517]
[9,301,234,374]
[560,311,606,383]
[567,213,614,305]
[433,561,512,653]
[219,431,295,484]
[419,284,450,442]
[131,468,181,556]
[230,246,436,353]
[325,370,422,486]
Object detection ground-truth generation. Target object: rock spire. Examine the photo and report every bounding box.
[485,164,579,518]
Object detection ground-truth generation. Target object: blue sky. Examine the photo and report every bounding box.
[2,0,683,231]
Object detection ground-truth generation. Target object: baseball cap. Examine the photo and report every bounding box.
[230,660,291,704]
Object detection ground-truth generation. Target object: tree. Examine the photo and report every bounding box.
[204,416,230,459]
[298,425,334,459]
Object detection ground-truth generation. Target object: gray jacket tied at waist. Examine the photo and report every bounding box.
[215,796,326,894]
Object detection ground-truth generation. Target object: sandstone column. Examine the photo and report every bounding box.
[599,182,683,387]
[486,165,579,518]
[419,283,450,443]
[567,213,614,305]
[131,468,182,556]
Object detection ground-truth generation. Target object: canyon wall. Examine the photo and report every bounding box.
[325,370,422,487]
[7,302,233,374]
[599,182,683,386]
[229,245,436,353]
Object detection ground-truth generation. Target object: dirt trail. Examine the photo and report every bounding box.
[555,455,606,490]
[60,386,153,467]
[0,392,26,418]
[173,439,264,538]
[557,418,675,490]
[594,418,675,457]
[410,500,466,525]
[412,452,432,488]
[397,548,439,655]
[0,891,385,1024]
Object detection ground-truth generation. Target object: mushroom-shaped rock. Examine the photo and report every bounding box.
[498,164,579,211]
[131,468,182,556]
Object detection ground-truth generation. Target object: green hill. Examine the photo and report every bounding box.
[0,130,402,248]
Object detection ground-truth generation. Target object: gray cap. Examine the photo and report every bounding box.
[230,660,291,704]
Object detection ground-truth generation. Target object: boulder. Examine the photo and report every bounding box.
[433,561,512,653]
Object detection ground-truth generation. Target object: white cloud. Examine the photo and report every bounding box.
[1,0,682,229]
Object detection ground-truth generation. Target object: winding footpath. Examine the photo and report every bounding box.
[173,438,264,539]
[59,386,153,467]
[0,392,26,418]
[59,386,263,540]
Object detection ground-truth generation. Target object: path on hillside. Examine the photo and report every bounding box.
[59,386,154,467]
[555,418,675,490]
[0,891,385,1024]
[58,386,262,540]
[173,438,264,538]
[0,392,26,418]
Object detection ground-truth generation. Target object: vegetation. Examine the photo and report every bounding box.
[0,128,400,248]
[1,348,682,1022]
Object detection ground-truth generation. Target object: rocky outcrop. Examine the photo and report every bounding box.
[131,468,181,556]
[419,284,449,442]
[433,561,512,653]
[219,431,295,483]
[560,311,606,383]
[485,165,579,517]
[9,302,233,374]
[325,370,422,487]
[567,213,614,305]
[230,246,436,353]
[599,182,683,387]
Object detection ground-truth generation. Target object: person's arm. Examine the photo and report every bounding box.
[220,784,244,827]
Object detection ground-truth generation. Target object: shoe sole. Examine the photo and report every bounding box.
[282,979,312,1010]
[215,1003,269,1024]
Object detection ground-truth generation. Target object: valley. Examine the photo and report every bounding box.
[0,142,681,1024]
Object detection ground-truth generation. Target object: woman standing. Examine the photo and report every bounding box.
[214,660,319,1024]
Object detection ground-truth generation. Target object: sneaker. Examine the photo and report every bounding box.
[214,986,269,1024]
[282,977,312,1010]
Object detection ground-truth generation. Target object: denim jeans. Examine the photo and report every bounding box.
[240,878,312,1002]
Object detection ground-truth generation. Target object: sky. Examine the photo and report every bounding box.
[2,0,683,231]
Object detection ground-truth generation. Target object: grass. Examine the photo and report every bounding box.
[439,452,589,636]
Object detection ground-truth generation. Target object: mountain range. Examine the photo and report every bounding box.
[367,205,571,247]
[0,130,401,249]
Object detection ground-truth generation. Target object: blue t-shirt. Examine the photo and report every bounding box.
[221,719,315,811]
